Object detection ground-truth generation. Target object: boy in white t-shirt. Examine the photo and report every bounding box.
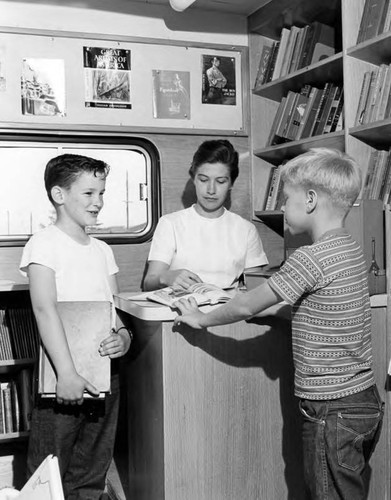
[20,154,131,499]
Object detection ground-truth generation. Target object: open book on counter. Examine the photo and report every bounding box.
[128,283,236,308]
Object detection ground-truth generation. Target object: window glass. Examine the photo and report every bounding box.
[0,137,159,245]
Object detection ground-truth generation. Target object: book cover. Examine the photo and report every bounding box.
[38,301,111,398]
[152,70,190,119]
[18,454,64,500]
[362,150,380,199]
[296,86,318,139]
[1,382,13,433]
[371,64,390,122]
[285,85,311,140]
[18,368,33,431]
[267,166,282,211]
[83,46,131,109]
[129,283,235,308]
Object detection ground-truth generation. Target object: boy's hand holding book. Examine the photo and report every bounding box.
[173,296,206,329]
[99,327,132,359]
[56,370,100,405]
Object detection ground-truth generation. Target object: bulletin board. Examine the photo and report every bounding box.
[0,31,246,134]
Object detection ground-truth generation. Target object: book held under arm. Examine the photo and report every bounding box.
[38,301,111,399]
[129,283,235,308]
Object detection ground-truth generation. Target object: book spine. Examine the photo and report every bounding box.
[323,86,343,134]
[362,68,379,124]
[383,2,391,31]
[362,0,387,42]
[311,82,332,137]
[355,71,374,126]
[285,85,311,140]
[1,382,13,434]
[253,44,272,90]
[300,88,323,139]
[314,84,339,136]
[357,0,373,43]
[264,41,280,84]
[280,26,300,78]
[265,167,279,211]
[267,96,287,145]
[297,23,314,69]
[271,28,290,80]
[362,150,379,199]
[378,0,390,34]
[330,89,344,132]
[368,64,387,123]
[289,26,307,73]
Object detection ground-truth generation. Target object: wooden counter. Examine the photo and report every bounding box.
[114,293,389,500]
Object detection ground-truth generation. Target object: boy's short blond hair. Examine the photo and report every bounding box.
[280,148,362,211]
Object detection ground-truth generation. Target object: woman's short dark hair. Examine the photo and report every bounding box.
[189,139,239,184]
[44,153,110,203]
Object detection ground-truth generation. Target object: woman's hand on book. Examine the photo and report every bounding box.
[173,297,205,329]
[163,269,202,289]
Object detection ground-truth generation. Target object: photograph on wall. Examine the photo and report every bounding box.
[152,70,190,119]
[84,46,131,109]
[0,45,6,92]
[21,58,66,116]
[201,54,236,106]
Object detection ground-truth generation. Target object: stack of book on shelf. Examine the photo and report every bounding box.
[253,21,335,89]
[362,148,391,203]
[0,368,33,435]
[357,0,391,44]
[0,307,40,361]
[354,63,391,126]
[267,83,344,146]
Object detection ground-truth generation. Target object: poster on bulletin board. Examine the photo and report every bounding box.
[152,69,190,119]
[83,46,132,109]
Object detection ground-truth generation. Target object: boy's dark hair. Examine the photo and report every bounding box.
[44,154,110,203]
[189,139,239,184]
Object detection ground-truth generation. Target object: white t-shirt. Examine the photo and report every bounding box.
[148,206,268,289]
[20,225,118,302]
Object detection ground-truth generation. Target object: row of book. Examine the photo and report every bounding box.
[355,63,391,126]
[267,83,344,146]
[253,21,335,89]
[357,0,391,44]
[362,148,391,203]
[0,368,33,435]
[0,308,40,361]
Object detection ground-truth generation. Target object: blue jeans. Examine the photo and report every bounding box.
[299,385,384,500]
[27,373,120,500]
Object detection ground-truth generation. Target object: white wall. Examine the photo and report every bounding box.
[0,0,248,45]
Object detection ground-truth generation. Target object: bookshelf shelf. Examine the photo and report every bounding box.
[253,130,345,164]
[0,431,29,443]
[350,120,391,148]
[254,210,284,235]
[347,32,391,65]
[253,53,344,102]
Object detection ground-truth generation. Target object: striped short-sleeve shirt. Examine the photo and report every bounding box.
[268,228,375,400]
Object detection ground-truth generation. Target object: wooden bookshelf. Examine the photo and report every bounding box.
[249,1,391,498]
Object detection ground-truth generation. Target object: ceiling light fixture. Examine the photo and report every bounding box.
[169,0,197,12]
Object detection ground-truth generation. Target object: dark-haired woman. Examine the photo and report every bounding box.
[143,139,268,291]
